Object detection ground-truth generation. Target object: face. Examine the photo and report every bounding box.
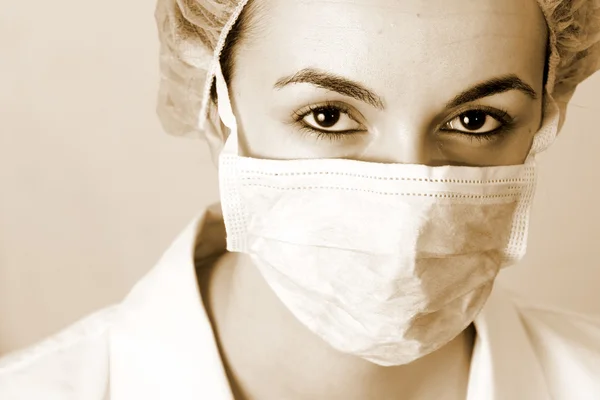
[225,0,548,166]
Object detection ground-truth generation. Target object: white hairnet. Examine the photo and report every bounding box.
[154,0,600,145]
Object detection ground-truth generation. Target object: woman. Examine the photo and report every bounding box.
[1,0,600,399]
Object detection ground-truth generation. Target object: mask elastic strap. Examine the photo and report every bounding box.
[526,91,561,161]
[215,62,239,155]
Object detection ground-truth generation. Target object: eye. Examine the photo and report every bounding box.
[295,104,364,134]
[442,108,510,135]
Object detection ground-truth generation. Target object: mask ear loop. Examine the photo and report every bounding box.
[215,62,240,156]
[525,91,560,162]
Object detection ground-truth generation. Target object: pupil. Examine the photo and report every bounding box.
[313,107,340,128]
[461,110,486,130]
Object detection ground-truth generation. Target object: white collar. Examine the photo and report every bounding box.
[108,203,550,399]
[468,281,550,399]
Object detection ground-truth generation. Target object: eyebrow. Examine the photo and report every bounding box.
[274,68,538,110]
[274,68,385,110]
[445,74,538,108]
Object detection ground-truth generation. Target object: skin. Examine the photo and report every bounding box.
[202,0,549,398]
[214,0,548,166]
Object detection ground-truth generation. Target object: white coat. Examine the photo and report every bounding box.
[1,203,599,400]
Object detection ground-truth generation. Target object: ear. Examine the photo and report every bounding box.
[551,84,577,134]
[203,100,230,168]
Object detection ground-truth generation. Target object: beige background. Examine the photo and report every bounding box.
[1,0,599,355]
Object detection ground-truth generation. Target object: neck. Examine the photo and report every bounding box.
[199,251,475,400]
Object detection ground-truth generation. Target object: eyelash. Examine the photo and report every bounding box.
[441,104,516,143]
[292,101,362,142]
[292,103,515,143]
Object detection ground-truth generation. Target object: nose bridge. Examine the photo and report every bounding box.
[359,122,438,165]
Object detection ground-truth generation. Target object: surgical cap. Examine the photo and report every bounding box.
[154,0,600,146]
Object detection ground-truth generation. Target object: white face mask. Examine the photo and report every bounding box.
[214,64,560,366]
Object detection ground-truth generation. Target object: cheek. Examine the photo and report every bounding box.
[231,91,288,158]
[509,101,546,164]
[442,95,544,166]
[441,118,540,166]
[233,100,309,160]
[229,78,271,158]
[511,126,539,164]
[232,79,356,160]
[489,126,537,165]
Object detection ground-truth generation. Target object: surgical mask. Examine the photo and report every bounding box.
[214,64,560,366]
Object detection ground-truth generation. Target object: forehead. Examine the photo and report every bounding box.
[238,0,548,99]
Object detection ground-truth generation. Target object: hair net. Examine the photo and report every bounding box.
[154,0,600,146]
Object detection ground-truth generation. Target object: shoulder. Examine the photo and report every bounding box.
[511,293,600,397]
[0,305,118,400]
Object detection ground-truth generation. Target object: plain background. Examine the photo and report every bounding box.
[1,0,599,355]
